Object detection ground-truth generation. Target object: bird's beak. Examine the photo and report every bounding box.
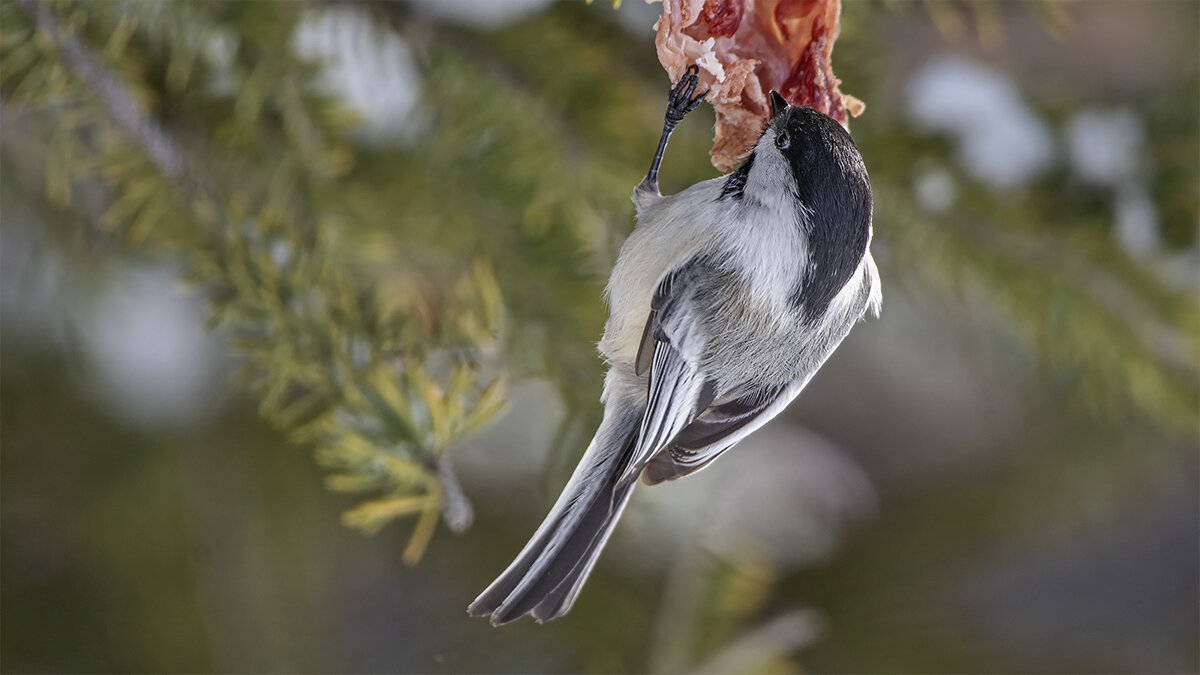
[769,91,789,118]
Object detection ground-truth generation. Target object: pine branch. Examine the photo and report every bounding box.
[6,0,503,557]
[431,454,473,532]
[15,0,185,181]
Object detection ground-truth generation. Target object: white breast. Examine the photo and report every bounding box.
[598,151,810,371]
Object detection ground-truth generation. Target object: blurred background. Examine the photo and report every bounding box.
[1,1,1197,672]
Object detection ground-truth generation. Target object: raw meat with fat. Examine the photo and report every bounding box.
[652,0,864,171]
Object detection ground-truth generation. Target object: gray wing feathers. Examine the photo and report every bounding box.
[643,378,808,485]
[635,310,656,376]
[620,256,723,486]
[618,342,706,486]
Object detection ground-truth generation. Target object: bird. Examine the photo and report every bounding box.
[469,64,881,625]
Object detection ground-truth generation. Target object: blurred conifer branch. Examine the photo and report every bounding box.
[649,544,821,673]
[2,0,508,561]
[913,0,1072,45]
[878,183,1199,432]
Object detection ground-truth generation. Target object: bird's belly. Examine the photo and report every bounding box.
[598,204,717,368]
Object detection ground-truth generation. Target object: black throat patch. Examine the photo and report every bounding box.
[719,152,755,201]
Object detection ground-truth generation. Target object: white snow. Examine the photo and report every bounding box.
[292,6,425,145]
[907,56,1054,191]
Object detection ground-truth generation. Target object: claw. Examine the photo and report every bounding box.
[665,64,709,126]
[681,67,698,103]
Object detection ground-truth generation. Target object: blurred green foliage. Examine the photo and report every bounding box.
[3,0,512,560]
[1,0,1196,672]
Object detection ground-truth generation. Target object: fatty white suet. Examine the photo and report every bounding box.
[469,65,881,625]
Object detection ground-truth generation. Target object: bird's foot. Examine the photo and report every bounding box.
[664,64,708,130]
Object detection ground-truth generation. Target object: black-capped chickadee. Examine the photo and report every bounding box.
[469,65,881,625]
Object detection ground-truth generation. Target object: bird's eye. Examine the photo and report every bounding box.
[775,131,791,150]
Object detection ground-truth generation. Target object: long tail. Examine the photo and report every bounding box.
[468,402,641,625]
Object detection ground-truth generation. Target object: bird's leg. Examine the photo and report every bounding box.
[637,64,708,197]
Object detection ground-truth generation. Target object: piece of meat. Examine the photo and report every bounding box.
[651,0,864,171]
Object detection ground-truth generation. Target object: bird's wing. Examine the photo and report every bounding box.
[617,258,719,486]
[641,378,807,485]
[641,254,879,485]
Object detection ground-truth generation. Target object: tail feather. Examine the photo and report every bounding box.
[530,482,636,622]
[468,404,640,625]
